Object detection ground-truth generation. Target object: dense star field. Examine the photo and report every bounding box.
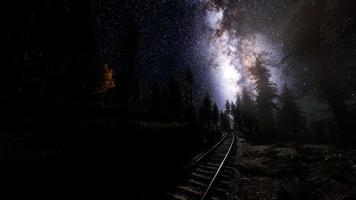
[1,0,356,199]
[94,0,356,109]
[94,1,211,103]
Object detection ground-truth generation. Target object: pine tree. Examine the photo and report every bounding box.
[277,86,305,137]
[240,87,256,134]
[231,97,242,131]
[220,111,230,132]
[230,102,235,114]
[212,103,219,130]
[199,92,213,125]
[167,76,184,122]
[251,56,277,135]
[225,100,231,115]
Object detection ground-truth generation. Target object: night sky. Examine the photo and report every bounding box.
[94,1,218,106]
[94,0,356,108]
[1,1,356,195]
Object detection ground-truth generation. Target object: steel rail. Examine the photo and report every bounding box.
[200,132,235,200]
[166,132,235,200]
[191,132,228,166]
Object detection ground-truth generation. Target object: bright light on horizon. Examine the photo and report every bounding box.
[205,6,283,108]
[207,10,242,106]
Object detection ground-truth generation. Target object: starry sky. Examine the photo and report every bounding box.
[94,0,223,106]
[94,1,201,80]
[94,0,356,108]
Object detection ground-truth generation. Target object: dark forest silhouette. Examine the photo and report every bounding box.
[0,0,356,150]
[0,1,356,199]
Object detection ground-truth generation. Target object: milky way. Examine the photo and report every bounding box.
[95,0,287,108]
[198,1,285,107]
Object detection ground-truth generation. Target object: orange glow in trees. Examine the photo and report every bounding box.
[97,64,116,94]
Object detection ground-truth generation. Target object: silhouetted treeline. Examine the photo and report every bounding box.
[143,70,235,130]
[0,0,102,101]
[203,0,356,145]
[197,93,230,131]
[224,57,308,142]
[0,1,226,128]
[228,55,356,145]
[146,69,220,125]
[148,77,187,123]
[279,0,356,145]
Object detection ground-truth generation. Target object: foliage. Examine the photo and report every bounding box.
[166,77,184,121]
[220,111,230,132]
[277,86,305,137]
[212,103,219,130]
[240,87,257,135]
[250,57,277,135]
[199,93,213,125]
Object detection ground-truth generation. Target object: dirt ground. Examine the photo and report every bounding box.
[234,139,356,200]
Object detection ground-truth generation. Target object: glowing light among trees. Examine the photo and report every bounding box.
[206,7,283,105]
[213,33,242,102]
[97,64,116,94]
[207,11,242,103]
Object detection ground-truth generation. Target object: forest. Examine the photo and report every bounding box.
[0,0,356,199]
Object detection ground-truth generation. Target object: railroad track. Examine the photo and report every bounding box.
[165,132,237,200]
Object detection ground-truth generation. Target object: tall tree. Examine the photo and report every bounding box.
[240,87,256,134]
[225,100,231,116]
[314,53,352,142]
[251,57,277,135]
[277,86,305,137]
[230,101,235,114]
[166,76,184,121]
[278,0,356,142]
[231,97,242,131]
[212,103,219,130]
[199,92,213,125]
[220,111,230,132]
